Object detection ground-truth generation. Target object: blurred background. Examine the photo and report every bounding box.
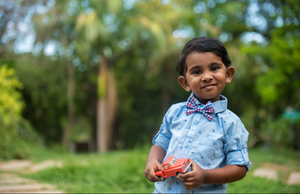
[1,0,300,160]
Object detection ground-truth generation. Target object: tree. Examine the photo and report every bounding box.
[239,0,300,148]
[29,0,89,149]
[5,0,298,151]
[76,0,257,150]
[75,0,176,152]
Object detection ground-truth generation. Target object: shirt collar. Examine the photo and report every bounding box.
[188,92,227,113]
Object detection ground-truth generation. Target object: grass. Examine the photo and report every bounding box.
[20,145,154,193]
[16,145,300,193]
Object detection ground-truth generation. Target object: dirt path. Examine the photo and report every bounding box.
[252,162,300,185]
[0,160,64,193]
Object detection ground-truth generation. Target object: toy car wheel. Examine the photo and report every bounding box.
[158,176,165,181]
[176,172,181,176]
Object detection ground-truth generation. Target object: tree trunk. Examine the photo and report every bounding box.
[106,70,117,150]
[96,53,117,153]
[97,98,107,152]
[63,60,75,149]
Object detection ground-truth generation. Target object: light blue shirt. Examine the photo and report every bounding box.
[153,93,251,193]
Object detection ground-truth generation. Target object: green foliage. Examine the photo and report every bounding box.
[12,55,68,145]
[260,117,294,148]
[0,64,23,124]
[0,64,43,160]
[114,53,163,147]
[242,36,300,106]
[238,0,300,148]
[1,0,300,151]
[68,116,92,143]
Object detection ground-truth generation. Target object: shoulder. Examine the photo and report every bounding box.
[167,102,186,115]
[169,101,186,110]
[220,109,241,121]
[164,102,186,120]
[218,109,246,127]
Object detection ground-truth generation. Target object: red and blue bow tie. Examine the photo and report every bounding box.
[185,95,215,121]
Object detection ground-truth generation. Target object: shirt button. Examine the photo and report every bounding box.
[193,120,198,125]
[184,144,189,149]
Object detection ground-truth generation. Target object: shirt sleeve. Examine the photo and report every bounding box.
[223,118,251,171]
[152,107,173,152]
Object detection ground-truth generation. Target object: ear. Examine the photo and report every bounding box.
[225,66,235,84]
[178,76,191,92]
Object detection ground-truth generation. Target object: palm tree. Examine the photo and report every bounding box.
[75,0,179,152]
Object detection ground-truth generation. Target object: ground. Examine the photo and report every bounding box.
[0,160,64,193]
[0,160,299,193]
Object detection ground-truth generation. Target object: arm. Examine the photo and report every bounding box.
[177,162,247,190]
[144,145,166,182]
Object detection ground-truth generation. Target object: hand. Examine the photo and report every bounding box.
[177,160,207,190]
[145,160,164,182]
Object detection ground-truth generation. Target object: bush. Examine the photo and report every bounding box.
[0,65,43,160]
[260,117,294,148]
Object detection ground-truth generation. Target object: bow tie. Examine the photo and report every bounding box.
[185,96,215,121]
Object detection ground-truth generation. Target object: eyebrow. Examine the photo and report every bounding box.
[210,62,223,66]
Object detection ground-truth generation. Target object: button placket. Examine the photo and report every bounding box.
[181,114,201,156]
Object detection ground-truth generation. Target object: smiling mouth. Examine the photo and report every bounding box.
[201,84,216,89]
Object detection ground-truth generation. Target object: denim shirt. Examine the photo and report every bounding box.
[153,94,251,193]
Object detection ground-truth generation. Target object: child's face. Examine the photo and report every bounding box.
[178,51,235,104]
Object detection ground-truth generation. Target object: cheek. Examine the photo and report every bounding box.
[189,77,201,84]
[216,74,227,82]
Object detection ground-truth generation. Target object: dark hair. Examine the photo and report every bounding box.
[176,37,231,76]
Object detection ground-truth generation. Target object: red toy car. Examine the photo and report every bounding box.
[155,156,192,181]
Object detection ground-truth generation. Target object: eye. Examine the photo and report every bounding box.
[211,66,219,71]
[193,70,200,74]
[193,70,201,74]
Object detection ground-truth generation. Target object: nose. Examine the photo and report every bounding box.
[201,72,213,82]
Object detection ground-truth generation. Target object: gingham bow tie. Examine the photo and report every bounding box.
[185,96,215,121]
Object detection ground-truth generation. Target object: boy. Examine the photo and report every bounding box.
[145,37,251,193]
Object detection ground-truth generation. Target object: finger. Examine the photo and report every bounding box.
[154,163,164,171]
[150,170,161,182]
[153,176,161,182]
[177,173,188,180]
[151,170,163,182]
[177,174,183,181]
[146,172,161,182]
[178,171,193,179]
[145,168,161,182]
[184,180,198,188]
[184,183,195,190]
[184,179,196,186]
[182,176,195,183]
[158,164,164,171]
[190,160,196,171]
[177,174,193,183]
